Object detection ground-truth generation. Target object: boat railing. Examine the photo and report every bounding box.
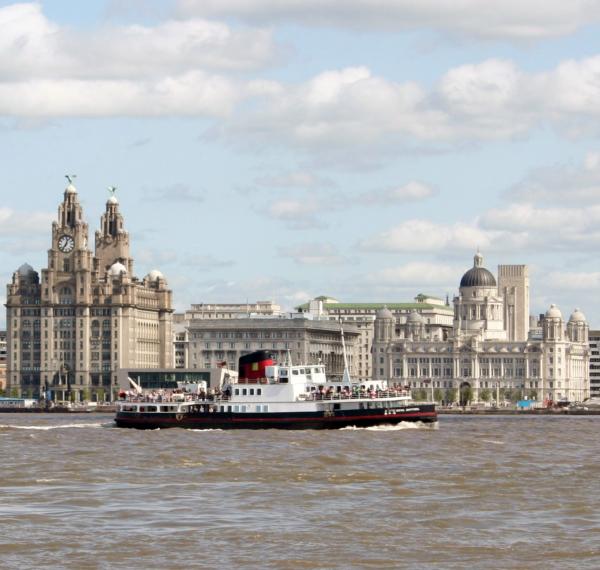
[299,390,410,402]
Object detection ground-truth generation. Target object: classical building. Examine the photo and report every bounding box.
[182,301,282,320]
[372,253,590,404]
[185,315,359,380]
[0,330,7,392]
[5,179,174,402]
[297,295,454,381]
[589,330,600,397]
[172,301,282,369]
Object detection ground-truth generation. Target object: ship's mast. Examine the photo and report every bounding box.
[341,325,351,385]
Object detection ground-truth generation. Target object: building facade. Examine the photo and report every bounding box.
[0,330,6,392]
[185,316,359,380]
[589,330,600,397]
[373,253,590,405]
[5,180,174,402]
[297,295,454,381]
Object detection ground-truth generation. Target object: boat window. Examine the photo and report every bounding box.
[249,388,254,395]
[280,369,287,375]
[257,389,262,395]
[292,370,299,375]
[220,406,224,412]
[146,406,157,412]
[241,405,247,413]
[242,388,247,396]
[234,405,239,412]
[313,368,319,374]
[227,406,232,412]
[263,405,268,412]
[235,389,239,395]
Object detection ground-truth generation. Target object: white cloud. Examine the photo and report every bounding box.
[266,196,325,229]
[254,171,334,188]
[367,262,460,286]
[0,72,240,118]
[0,3,272,118]
[176,0,600,41]
[509,151,600,203]
[359,219,515,253]
[0,208,54,236]
[188,254,235,269]
[143,184,205,203]
[278,243,347,265]
[360,181,436,204]
[0,3,274,80]
[547,271,600,291]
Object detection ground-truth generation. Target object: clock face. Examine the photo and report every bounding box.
[58,235,75,253]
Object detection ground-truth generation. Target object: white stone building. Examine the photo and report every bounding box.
[5,179,174,402]
[297,295,454,382]
[372,253,590,405]
[185,315,359,380]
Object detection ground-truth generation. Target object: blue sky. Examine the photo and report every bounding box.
[2,0,600,327]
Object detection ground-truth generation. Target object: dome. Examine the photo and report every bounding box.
[17,263,35,277]
[407,310,424,324]
[376,306,394,320]
[460,251,496,288]
[569,308,586,323]
[108,262,127,277]
[107,195,118,205]
[65,183,77,194]
[146,269,164,282]
[545,304,562,319]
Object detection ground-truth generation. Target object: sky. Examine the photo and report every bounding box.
[2,0,600,328]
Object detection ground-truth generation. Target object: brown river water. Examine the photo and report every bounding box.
[1,414,600,570]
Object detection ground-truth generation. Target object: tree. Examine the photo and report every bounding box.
[82,388,91,402]
[433,388,444,403]
[97,388,105,403]
[459,384,473,406]
[412,388,427,401]
[479,388,491,403]
[444,388,457,405]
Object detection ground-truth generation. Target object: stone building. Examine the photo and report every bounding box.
[185,315,359,380]
[297,295,453,381]
[5,179,174,402]
[372,253,590,405]
[589,330,600,397]
[0,330,6,392]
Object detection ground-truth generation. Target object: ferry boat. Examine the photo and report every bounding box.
[114,349,437,430]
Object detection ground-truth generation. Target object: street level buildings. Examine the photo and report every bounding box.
[589,330,600,397]
[5,180,174,402]
[184,315,359,380]
[372,253,590,404]
[0,331,7,392]
[297,295,453,381]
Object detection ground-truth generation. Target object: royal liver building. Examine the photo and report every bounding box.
[373,252,590,405]
[6,179,173,402]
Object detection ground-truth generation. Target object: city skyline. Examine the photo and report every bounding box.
[2,1,600,327]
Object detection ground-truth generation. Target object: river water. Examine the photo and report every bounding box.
[1,414,599,569]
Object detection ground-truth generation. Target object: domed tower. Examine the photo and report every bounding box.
[406,310,425,340]
[454,251,506,340]
[543,304,564,341]
[95,187,132,276]
[374,306,394,343]
[567,308,588,343]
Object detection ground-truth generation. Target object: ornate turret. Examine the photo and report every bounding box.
[95,186,133,276]
[543,304,564,341]
[567,308,588,343]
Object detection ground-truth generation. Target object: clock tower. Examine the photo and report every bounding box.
[6,178,173,402]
